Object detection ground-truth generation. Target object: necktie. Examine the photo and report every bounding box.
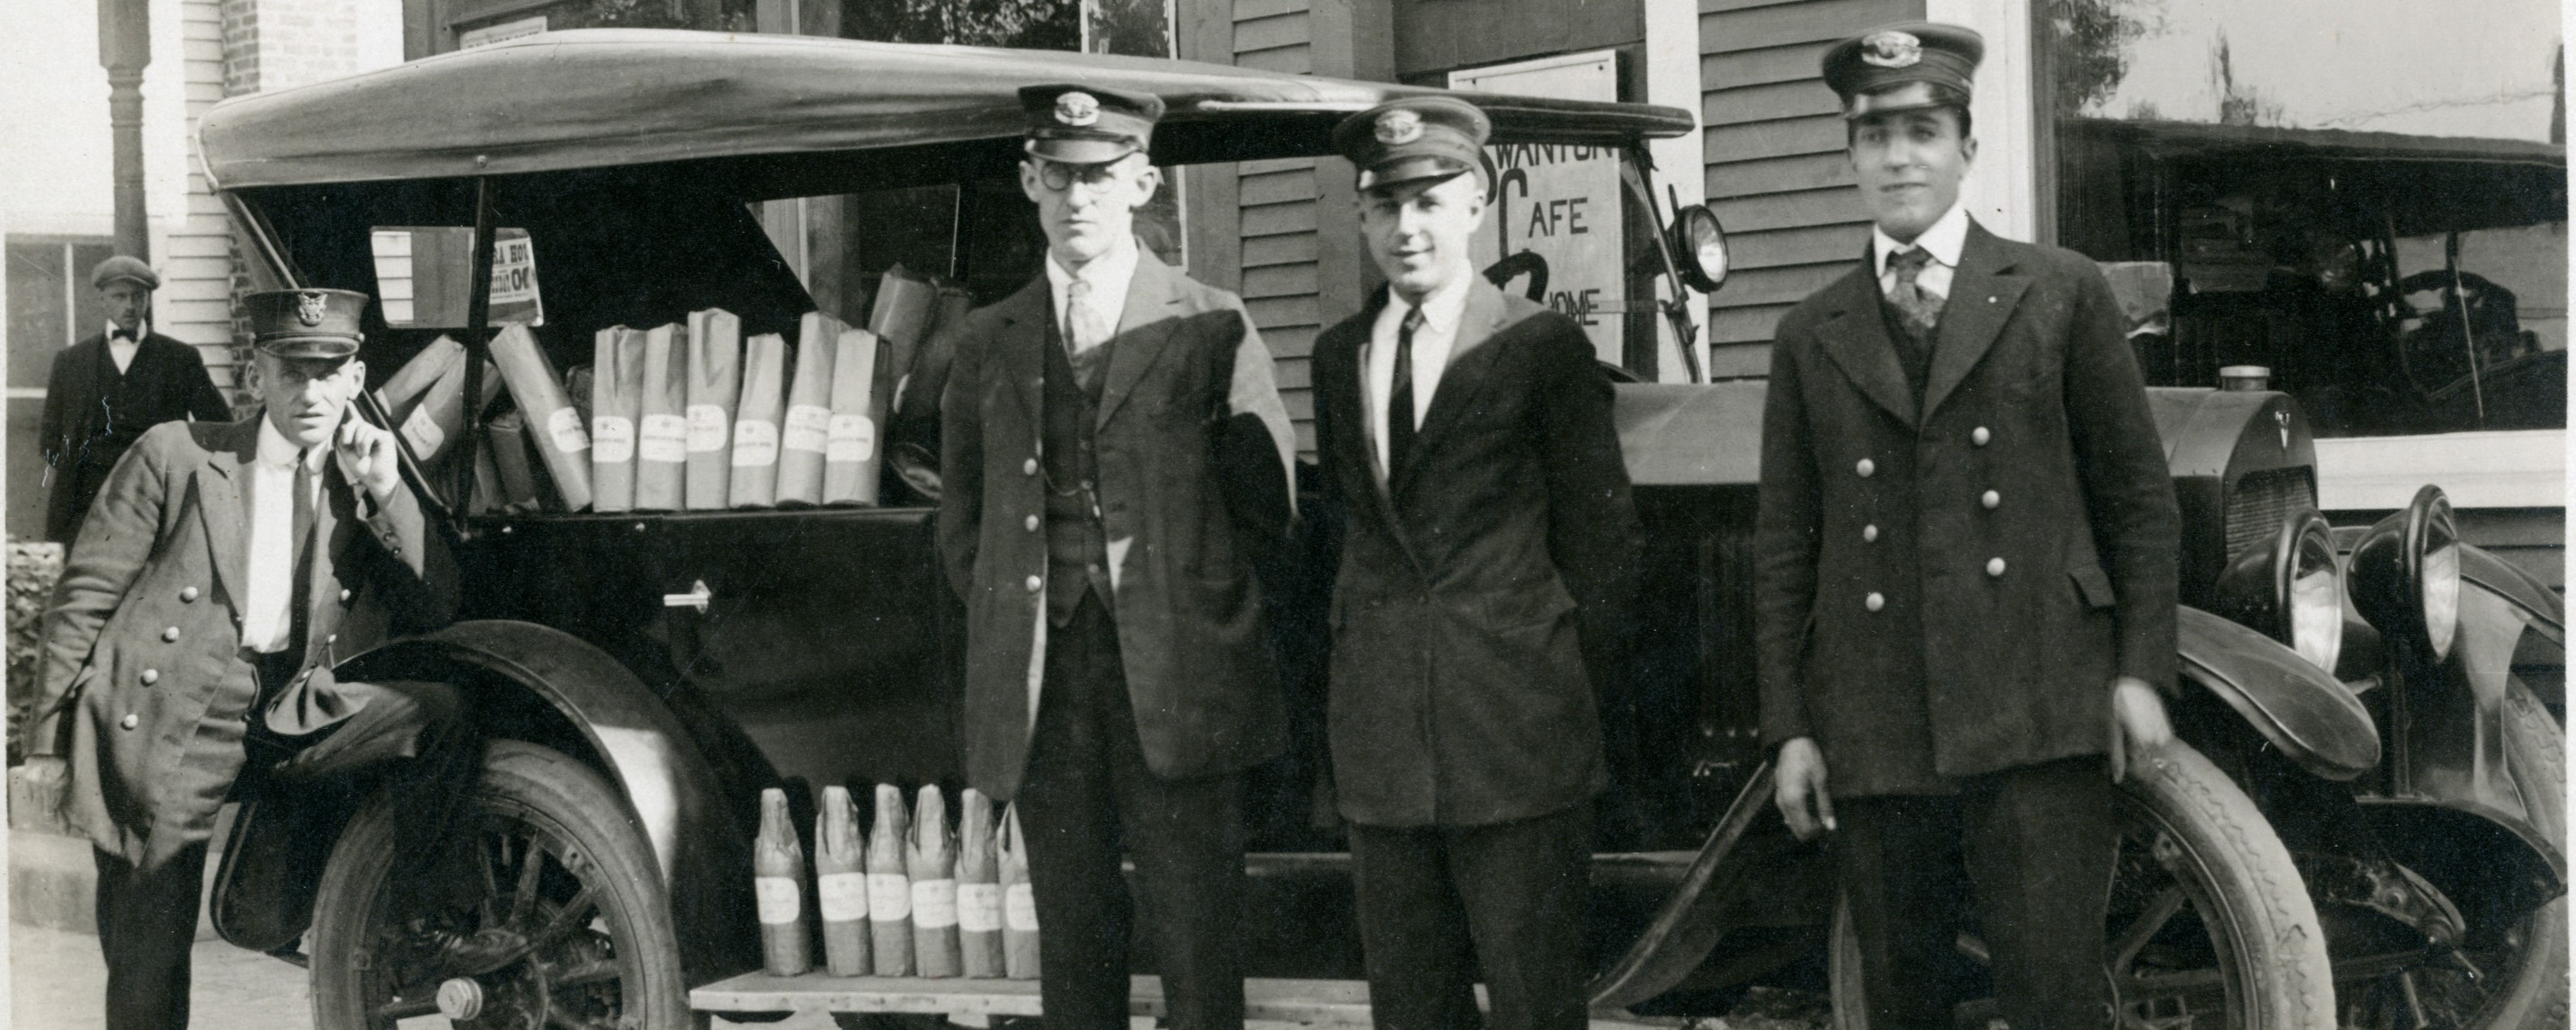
[1064,277,1110,355]
[1387,307,1423,480]
[288,457,316,650]
[1886,248,1941,338]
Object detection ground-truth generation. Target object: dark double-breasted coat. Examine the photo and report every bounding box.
[938,253,1298,800]
[1753,222,2180,797]
[31,416,458,869]
[40,332,234,543]
[1312,280,1642,828]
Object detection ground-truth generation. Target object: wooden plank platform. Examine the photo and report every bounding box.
[691,974,1682,1030]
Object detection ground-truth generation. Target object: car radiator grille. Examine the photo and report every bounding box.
[2224,467,2317,560]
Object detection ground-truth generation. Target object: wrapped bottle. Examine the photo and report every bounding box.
[753,787,811,977]
[485,409,539,511]
[823,327,883,506]
[816,785,871,977]
[999,804,1040,980]
[487,324,591,511]
[729,333,788,508]
[956,788,1004,978]
[867,784,914,976]
[909,786,961,977]
[684,308,741,510]
[634,322,689,511]
[777,312,840,507]
[591,326,646,512]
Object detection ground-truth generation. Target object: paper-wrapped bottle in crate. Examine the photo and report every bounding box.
[816,785,871,977]
[867,784,914,976]
[392,354,501,466]
[635,322,689,511]
[956,788,1004,978]
[729,333,788,508]
[824,327,883,506]
[777,312,840,507]
[487,324,592,511]
[591,326,646,512]
[753,787,812,977]
[375,335,461,422]
[909,786,960,977]
[999,804,1039,980]
[685,308,741,510]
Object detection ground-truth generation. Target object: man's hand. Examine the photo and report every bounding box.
[1773,736,1836,841]
[2110,677,2173,783]
[332,413,403,504]
[17,757,69,821]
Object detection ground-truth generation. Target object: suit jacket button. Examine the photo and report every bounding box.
[1025,574,1042,592]
[339,588,352,603]
[120,714,139,731]
[1023,457,1039,476]
[162,626,180,642]
[1973,426,1992,446]
[1024,514,1040,532]
[325,634,337,644]
[1981,490,2001,510]
[1855,458,1876,478]
[139,669,159,686]
[1987,557,2008,577]
[1862,524,1879,543]
[180,587,200,603]
[1865,592,1885,612]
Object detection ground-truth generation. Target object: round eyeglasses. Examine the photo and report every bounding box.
[1036,160,1126,192]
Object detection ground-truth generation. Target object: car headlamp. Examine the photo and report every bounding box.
[2215,507,2343,673]
[2349,484,2462,663]
[1665,205,1731,294]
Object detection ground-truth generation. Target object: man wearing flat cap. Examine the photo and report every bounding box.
[1754,22,2179,1030]
[1311,94,1640,1030]
[26,288,488,1030]
[937,84,1297,1030]
[40,255,233,545]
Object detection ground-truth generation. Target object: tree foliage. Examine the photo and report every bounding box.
[2046,0,2144,118]
[846,0,1078,49]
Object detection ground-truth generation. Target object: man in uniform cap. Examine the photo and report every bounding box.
[26,288,488,1030]
[1757,22,2180,1029]
[40,255,233,544]
[937,84,1297,1030]
[1311,94,1641,1030]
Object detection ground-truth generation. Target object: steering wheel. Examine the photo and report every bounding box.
[1483,251,1550,302]
[2393,269,2527,400]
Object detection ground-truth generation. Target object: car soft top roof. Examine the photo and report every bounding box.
[200,29,1695,191]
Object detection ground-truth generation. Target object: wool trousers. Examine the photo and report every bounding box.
[1347,802,1593,1030]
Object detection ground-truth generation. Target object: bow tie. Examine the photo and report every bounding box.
[109,328,137,342]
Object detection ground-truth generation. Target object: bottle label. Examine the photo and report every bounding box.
[818,872,869,923]
[591,416,635,464]
[754,876,800,926]
[1004,883,1038,932]
[912,878,958,928]
[782,404,832,454]
[400,404,446,457]
[547,406,590,453]
[957,883,1003,933]
[638,413,688,463]
[826,415,875,463]
[731,420,779,467]
[868,872,911,921]
[685,404,729,452]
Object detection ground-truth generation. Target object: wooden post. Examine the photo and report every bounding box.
[99,0,151,260]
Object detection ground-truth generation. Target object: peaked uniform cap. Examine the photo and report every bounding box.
[245,289,368,359]
[1020,84,1163,164]
[1334,96,1492,192]
[1822,22,1983,119]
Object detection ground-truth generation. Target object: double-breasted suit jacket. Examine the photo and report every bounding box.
[1753,222,2180,797]
[41,331,234,543]
[1313,280,1642,828]
[938,252,1298,800]
[32,416,458,868]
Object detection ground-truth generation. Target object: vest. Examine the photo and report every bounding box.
[1039,322,1117,627]
[1876,284,1944,401]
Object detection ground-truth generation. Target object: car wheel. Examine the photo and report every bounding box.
[310,739,691,1029]
[1828,741,2334,1030]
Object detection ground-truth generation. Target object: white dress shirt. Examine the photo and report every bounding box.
[1872,202,1971,305]
[1042,235,1140,351]
[1363,272,1474,482]
[239,418,326,653]
[105,321,145,375]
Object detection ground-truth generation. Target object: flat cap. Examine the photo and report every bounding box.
[245,289,367,360]
[90,255,159,291]
[1021,84,1163,165]
[1333,96,1491,192]
[1822,22,1983,120]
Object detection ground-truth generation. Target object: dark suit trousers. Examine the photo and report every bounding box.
[1348,803,1591,1030]
[92,674,474,1030]
[1018,591,1248,1030]
[1834,757,2117,1030]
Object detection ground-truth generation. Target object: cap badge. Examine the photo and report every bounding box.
[1055,91,1101,128]
[1374,109,1424,146]
[295,291,328,327]
[1860,30,1922,68]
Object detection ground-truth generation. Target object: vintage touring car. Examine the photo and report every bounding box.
[183,28,2563,1030]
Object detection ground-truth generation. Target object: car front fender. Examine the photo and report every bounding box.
[2178,605,2382,781]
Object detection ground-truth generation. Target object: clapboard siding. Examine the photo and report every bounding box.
[1234,12,1311,53]
[1243,233,1318,269]
[1238,43,1311,73]
[1243,262,1320,300]
[1700,0,1920,368]
[1232,0,1323,453]
[1240,167,1322,206]
[166,0,241,388]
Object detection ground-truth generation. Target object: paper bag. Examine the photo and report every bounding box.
[488,324,592,511]
[591,327,646,512]
[776,312,841,507]
[486,408,540,512]
[684,308,741,510]
[729,333,788,509]
[635,322,689,511]
[824,327,883,506]
[375,335,462,421]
